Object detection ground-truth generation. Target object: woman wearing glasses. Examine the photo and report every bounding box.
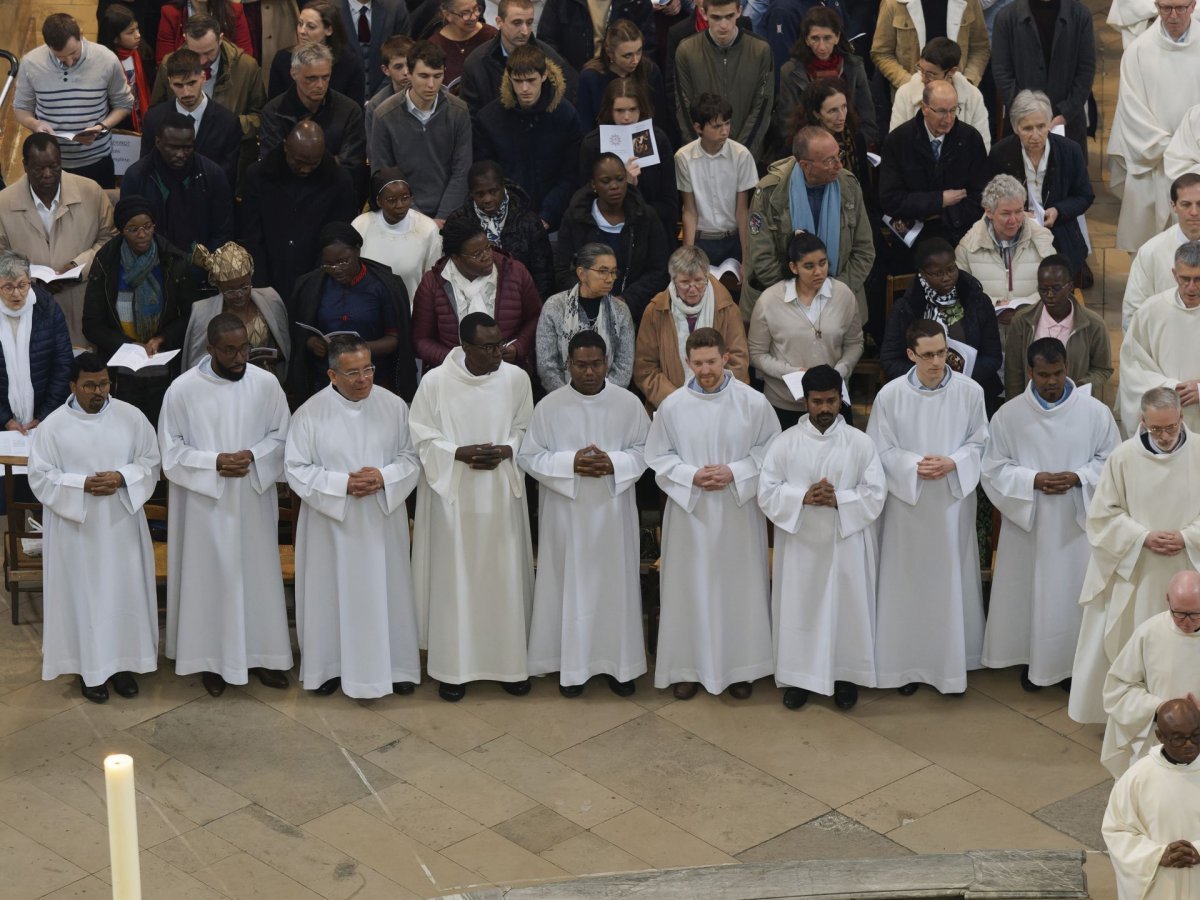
[430,0,496,88]
[411,217,543,373]
[182,242,292,384]
[83,196,199,426]
[535,243,634,392]
[879,236,1003,413]
[289,223,417,401]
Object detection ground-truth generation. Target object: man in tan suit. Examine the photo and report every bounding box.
[0,134,116,346]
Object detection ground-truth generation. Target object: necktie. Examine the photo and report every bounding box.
[184,113,195,126]
[358,6,371,43]
[931,138,942,161]
[203,63,212,81]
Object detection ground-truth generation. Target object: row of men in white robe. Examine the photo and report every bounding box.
[34,312,1149,715]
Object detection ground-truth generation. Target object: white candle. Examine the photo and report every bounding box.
[104,754,142,900]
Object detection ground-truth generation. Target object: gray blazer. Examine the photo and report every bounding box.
[181,289,292,385]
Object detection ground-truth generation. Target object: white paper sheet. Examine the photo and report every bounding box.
[107,344,180,372]
[29,263,84,283]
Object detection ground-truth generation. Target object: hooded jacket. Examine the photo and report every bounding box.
[472,60,583,231]
[445,181,556,300]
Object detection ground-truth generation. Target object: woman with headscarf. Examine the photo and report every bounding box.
[351,168,443,305]
[183,242,291,383]
[289,222,417,402]
[0,250,73,435]
[83,196,199,425]
[535,242,635,392]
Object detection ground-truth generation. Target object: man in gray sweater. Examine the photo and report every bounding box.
[369,41,473,226]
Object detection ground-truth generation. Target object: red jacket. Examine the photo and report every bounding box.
[156,3,254,63]
[411,251,543,372]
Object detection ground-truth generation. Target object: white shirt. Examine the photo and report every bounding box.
[350,0,372,40]
[674,137,759,234]
[406,90,438,124]
[176,92,208,131]
[1021,144,1050,213]
[783,276,832,327]
[30,184,60,236]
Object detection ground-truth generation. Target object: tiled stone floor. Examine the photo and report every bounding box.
[0,0,1138,896]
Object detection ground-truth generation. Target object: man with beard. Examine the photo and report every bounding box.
[159,313,292,697]
[120,112,234,256]
[757,365,886,711]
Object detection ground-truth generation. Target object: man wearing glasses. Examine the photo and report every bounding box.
[1070,387,1200,726]
[1107,0,1200,252]
[409,312,535,703]
[1103,571,1200,777]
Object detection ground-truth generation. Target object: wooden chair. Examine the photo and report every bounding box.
[851,273,913,403]
[2,456,41,625]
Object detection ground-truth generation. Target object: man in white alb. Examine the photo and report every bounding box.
[30,352,159,704]
[646,326,781,701]
[1122,174,1200,332]
[409,312,535,702]
[286,336,422,699]
[867,318,989,696]
[981,338,1120,691]
[758,364,885,711]
[518,330,650,697]
[159,313,292,697]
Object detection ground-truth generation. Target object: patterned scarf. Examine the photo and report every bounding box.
[119,238,164,342]
[474,191,510,247]
[919,275,964,328]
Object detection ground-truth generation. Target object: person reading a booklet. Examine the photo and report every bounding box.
[1003,256,1112,401]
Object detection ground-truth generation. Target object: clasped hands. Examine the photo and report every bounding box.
[455,443,512,470]
[692,464,734,492]
[347,467,384,497]
[1161,839,1200,868]
[1145,530,1186,556]
[574,445,614,478]
[1032,471,1080,494]
[916,455,955,480]
[802,477,838,508]
[216,450,253,478]
[83,471,124,495]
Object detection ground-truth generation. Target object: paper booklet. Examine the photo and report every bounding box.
[598,119,660,167]
[29,264,83,283]
[107,344,180,372]
[882,215,922,247]
[296,322,360,342]
[993,296,1038,315]
[946,338,977,379]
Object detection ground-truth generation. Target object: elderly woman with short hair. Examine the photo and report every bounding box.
[0,250,72,435]
[633,245,748,411]
[535,242,634,393]
[955,173,1056,316]
[182,242,291,383]
[989,90,1094,276]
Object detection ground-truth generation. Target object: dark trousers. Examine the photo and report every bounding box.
[694,233,742,267]
[66,155,116,190]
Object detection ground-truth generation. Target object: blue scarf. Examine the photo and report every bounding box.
[788,165,842,277]
[119,238,163,342]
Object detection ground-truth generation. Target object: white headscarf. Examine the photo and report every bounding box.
[0,286,37,425]
[667,277,715,370]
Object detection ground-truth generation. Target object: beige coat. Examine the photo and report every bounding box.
[954,216,1056,305]
[254,0,299,88]
[0,174,116,347]
[633,277,749,411]
[871,0,991,91]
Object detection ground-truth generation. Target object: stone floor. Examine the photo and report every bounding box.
[0,0,1140,896]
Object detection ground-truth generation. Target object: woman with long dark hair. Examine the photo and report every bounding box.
[576,19,669,136]
[791,78,871,190]
[99,3,154,130]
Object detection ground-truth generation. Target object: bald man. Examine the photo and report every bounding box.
[1103,571,1200,777]
[1104,698,1200,899]
[237,121,357,305]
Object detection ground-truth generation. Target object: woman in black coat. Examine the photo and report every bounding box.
[0,251,72,433]
[267,0,366,105]
[879,237,1004,413]
[554,153,669,324]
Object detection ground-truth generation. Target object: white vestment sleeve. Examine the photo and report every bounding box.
[727,402,781,508]
[1102,773,1169,900]
[1120,313,1179,431]
[159,396,224,500]
[247,385,290,495]
[499,377,534,500]
[867,398,924,506]
[646,413,700,513]
[517,409,580,500]
[376,423,421,516]
[834,448,887,539]
[757,439,810,535]
[116,414,162,516]
[981,424,1039,532]
[1072,413,1122,530]
[607,407,649,497]
[1088,456,1154,584]
[946,405,988,500]
[285,413,351,523]
[409,380,464,501]
[28,429,88,524]
[1103,638,1160,771]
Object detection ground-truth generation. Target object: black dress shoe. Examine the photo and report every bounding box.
[393,682,415,695]
[673,682,699,700]
[202,672,226,697]
[110,671,138,698]
[256,668,290,689]
[559,683,585,698]
[80,677,109,704]
[782,687,808,709]
[503,678,532,696]
[314,677,340,696]
[439,682,466,702]
[833,681,858,710]
[898,682,920,696]
[1059,677,1072,692]
[1019,666,1042,693]
[606,675,636,696]
[728,681,753,700]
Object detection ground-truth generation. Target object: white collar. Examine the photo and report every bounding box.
[783,277,833,305]
[176,92,208,119]
[30,184,61,212]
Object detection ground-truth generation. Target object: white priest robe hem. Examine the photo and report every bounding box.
[1103,746,1200,900]
[286,384,422,698]
[518,382,650,685]
[410,348,535,684]
[980,381,1120,685]
[160,360,293,682]
[1120,290,1200,436]
[1068,432,1200,724]
[1123,226,1188,333]
[30,397,161,686]
[758,415,885,695]
[866,371,989,693]
[645,373,781,693]
[1102,611,1200,778]
[1108,23,1200,251]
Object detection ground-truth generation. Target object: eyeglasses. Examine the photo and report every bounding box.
[914,349,948,361]
[338,365,376,379]
[1170,606,1200,623]
[1037,283,1070,296]
[1145,422,1182,437]
[321,257,356,272]
[76,379,110,392]
[461,246,494,263]
[214,343,252,358]
[0,280,31,296]
[922,266,957,280]
[1157,2,1194,16]
[923,105,957,118]
[587,267,620,279]
[447,6,481,19]
[467,340,504,354]
[123,223,154,236]
[806,155,841,168]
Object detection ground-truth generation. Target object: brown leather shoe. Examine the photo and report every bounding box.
[672,682,699,700]
[728,681,753,700]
